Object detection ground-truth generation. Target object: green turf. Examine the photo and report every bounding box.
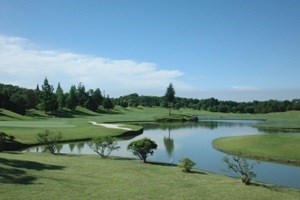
[213,133,300,165]
[0,152,299,200]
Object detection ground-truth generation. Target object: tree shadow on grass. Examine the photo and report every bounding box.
[147,161,178,167]
[0,157,65,184]
[249,182,293,192]
[189,170,208,175]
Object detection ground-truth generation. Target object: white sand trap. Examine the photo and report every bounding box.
[89,121,132,131]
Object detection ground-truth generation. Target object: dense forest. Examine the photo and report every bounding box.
[115,94,300,114]
[0,79,299,115]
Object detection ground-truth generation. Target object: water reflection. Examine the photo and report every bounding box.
[163,128,174,164]
[76,142,85,153]
[69,143,75,153]
[133,120,260,131]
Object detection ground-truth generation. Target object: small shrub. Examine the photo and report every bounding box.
[36,130,63,154]
[179,157,196,172]
[223,155,258,185]
[127,138,157,163]
[89,136,120,158]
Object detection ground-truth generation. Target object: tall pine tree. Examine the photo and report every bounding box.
[40,77,58,114]
[56,82,66,109]
[66,85,78,111]
[165,83,175,115]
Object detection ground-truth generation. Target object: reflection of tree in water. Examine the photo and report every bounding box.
[55,144,63,154]
[133,120,251,131]
[257,127,299,134]
[76,142,85,153]
[69,143,75,153]
[163,128,174,164]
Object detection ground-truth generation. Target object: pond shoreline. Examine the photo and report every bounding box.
[4,126,144,151]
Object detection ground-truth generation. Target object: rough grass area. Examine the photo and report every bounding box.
[212,133,300,165]
[0,152,299,200]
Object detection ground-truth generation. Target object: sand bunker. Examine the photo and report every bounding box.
[89,121,132,131]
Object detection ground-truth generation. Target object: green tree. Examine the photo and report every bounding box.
[36,130,63,154]
[77,82,88,107]
[127,138,157,163]
[223,155,258,185]
[40,77,58,114]
[9,92,27,115]
[89,136,120,158]
[103,95,114,110]
[120,100,128,109]
[66,85,78,111]
[179,157,196,173]
[56,82,66,109]
[165,83,175,115]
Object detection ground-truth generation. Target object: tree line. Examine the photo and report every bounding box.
[0,78,114,115]
[114,94,300,114]
[1,80,299,115]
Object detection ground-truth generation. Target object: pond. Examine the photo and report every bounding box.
[27,120,300,188]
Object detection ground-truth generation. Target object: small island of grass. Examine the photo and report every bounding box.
[212,133,300,165]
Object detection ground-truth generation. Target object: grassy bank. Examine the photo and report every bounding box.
[0,152,299,200]
[212,133,300,165]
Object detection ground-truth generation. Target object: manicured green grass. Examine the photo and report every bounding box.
[213,133,300,165]
[0,152,299,200]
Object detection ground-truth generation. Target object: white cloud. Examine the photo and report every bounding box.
[0,34,196,96]
[231,85,261,92]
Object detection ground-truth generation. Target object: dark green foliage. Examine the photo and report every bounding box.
[223,155,258,185]
[292,99,300,110]
[36,130,63,154]
[0,132,15,152]
[120,100,128,109]
[92,88,103,107]
[56,83,66,109]
[77,82,88,107]
[85,88,103,111]
[0,83,39,114]
[127,138,158,163]
[165,83,176,115]
[66,85,78,111]
[89,136,120,158]
[85,94,98,111]
[103,96,114,110]
[1,80,299,115]
[9,92,27,115]
[179,157,196,172]
[40,77,58,114]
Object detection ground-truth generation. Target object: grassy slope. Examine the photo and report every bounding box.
[213,133,300,164]
[0,106,210,144]
[0,152,299,200]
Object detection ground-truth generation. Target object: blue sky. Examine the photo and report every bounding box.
[0,0,299,101]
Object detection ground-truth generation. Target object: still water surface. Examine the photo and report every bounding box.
[28,120,300,188]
